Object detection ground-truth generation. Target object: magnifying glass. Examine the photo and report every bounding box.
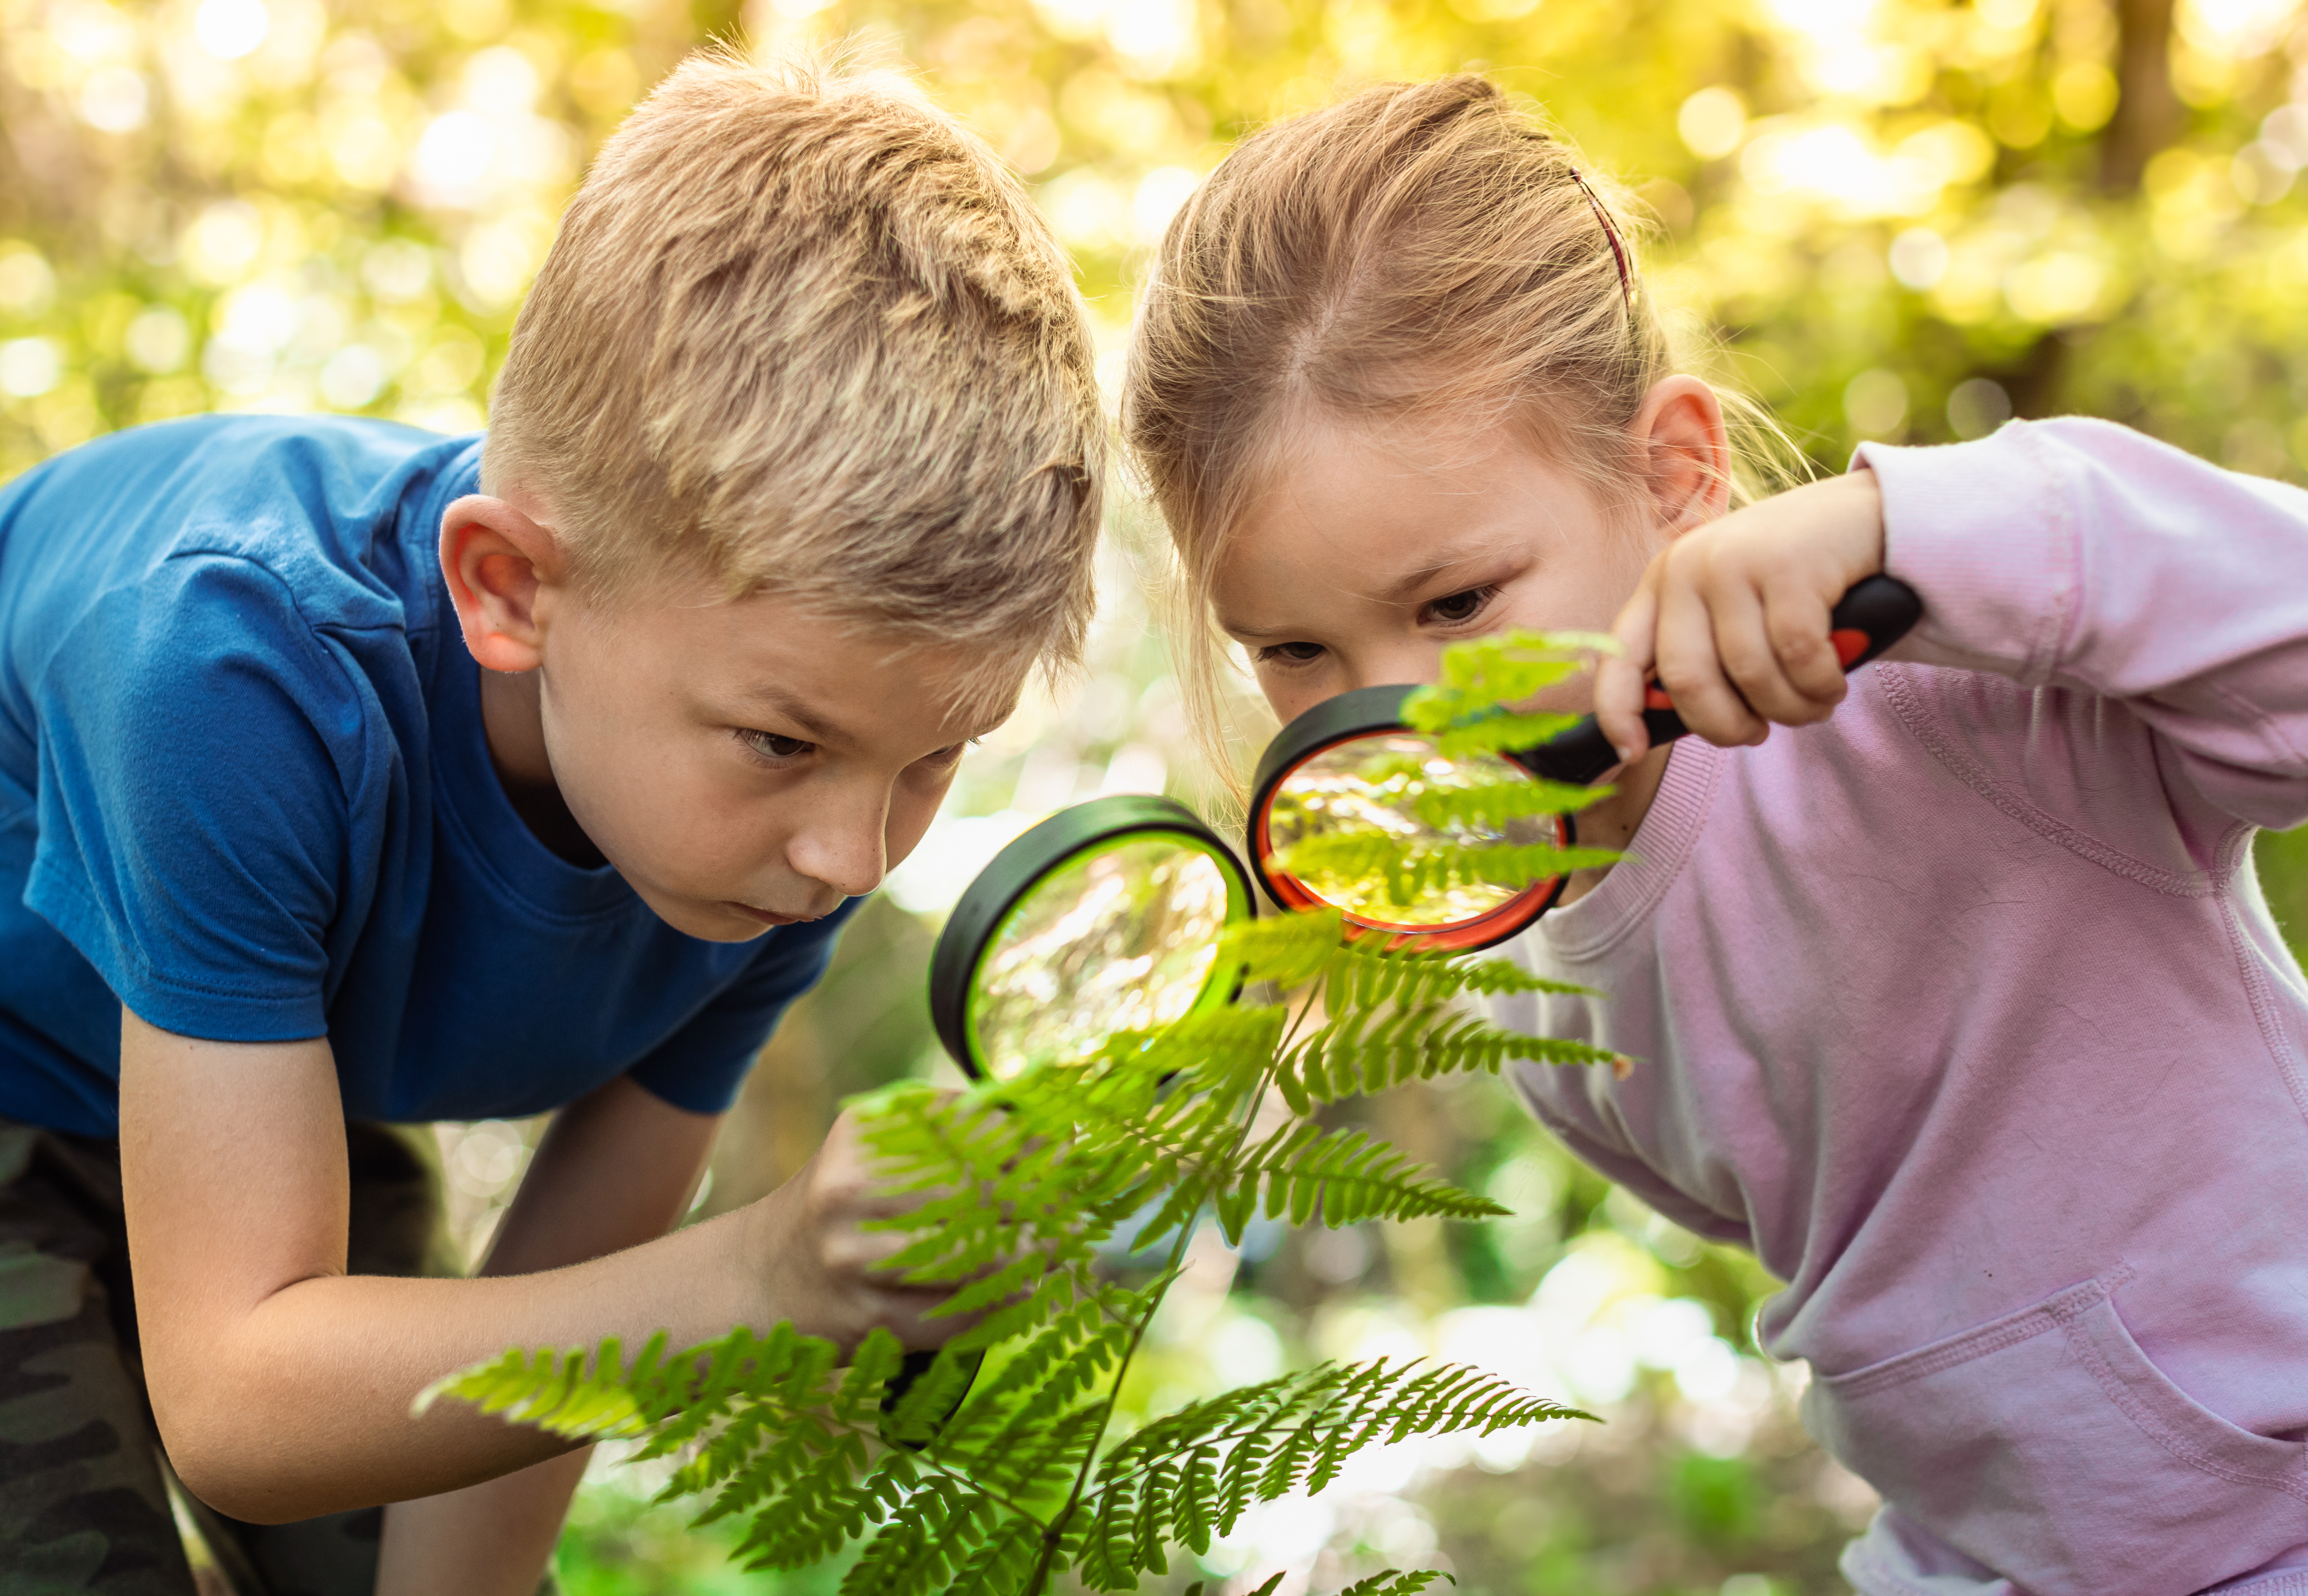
[1247,575,1923,953]
[889,797,1256,1440]
[928,793,1256,1082]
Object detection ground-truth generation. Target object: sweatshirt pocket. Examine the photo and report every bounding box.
[1804,1265,2308,1596]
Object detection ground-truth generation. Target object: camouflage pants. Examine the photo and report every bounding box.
[0,1116,459,1596]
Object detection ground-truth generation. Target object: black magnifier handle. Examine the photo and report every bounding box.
[1513,574,1922,786]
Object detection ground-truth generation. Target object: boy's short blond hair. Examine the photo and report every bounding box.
[484,45,1104,691]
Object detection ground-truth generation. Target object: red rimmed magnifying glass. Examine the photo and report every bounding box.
[1245,575,1922,953]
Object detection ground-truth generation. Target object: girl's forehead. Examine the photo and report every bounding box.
[1216,429,1594,600]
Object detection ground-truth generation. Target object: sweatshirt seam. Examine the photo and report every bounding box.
[1876,665,2216,899]
[2032,421,2088,688]
[2061,1288,2308,1506]
[1540,742,1723,962]
[2219,860,2308,1134]
[1838,1539,1945,1596]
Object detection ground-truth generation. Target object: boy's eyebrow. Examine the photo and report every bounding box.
[736,684,849,745]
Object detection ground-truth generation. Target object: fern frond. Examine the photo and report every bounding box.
[1269,833,1618,919]
[1219,906,1346,987]
[1319,944,1597,1020]
[1290,1010,1626,1104]
[1336,1571,1452,1596]
[837,1472,1003,1596]
[1429,713,1585,761]
[1408,775,1601,831]
[1403,629,1616,722]
[416,1340,651,1440]
[1088,1358,1588,1580]
[1233,1123,1505,1227]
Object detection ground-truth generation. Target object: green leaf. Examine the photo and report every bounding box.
[1087,1357,1591,1578]
[1336,1570,1453,1596]
[1235,1123,1506,1226]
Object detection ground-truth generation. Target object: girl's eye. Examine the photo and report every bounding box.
[739,729,814,763]
[1256,641,1326,666]
[1420,586,1497,627]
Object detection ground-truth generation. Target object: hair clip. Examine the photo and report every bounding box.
[1564,165,1635,324]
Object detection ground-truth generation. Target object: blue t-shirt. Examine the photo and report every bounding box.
[0,415,853,1138]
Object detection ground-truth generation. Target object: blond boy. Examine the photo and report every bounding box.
[0,46,1100,1596]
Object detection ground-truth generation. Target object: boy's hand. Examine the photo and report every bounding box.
[745,1103,967,1353]
[1596,469,1887,761]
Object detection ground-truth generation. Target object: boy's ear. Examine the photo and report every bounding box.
[439,494,566,673]
[1633,375,1732,537]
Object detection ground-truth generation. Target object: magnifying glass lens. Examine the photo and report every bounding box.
[964,829,1243,1081]
[1262,731,1565,934]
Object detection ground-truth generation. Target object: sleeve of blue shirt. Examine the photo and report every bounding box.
[624,897,862,1115]
[24,550,371,1043]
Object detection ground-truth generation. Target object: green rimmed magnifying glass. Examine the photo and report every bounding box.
[929,794,1256,1082]
[892,796,1255,1440]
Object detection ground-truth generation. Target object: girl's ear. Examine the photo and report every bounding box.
[1632,375,1731,536]
[438,493,567,673]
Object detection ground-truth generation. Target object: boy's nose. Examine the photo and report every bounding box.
[787,811,887,901]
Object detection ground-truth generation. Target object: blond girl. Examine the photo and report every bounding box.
[1125,75,2308,1596]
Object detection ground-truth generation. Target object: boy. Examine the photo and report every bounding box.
[0,45,1103,1596]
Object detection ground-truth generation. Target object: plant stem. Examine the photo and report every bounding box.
[1018,981,1325,1596]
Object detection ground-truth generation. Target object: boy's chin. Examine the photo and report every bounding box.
[638,890,784,943]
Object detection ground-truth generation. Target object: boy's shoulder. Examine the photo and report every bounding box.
[3,414,480,638]
[9,414,477,554]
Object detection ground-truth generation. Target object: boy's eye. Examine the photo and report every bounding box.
[739,729,814,763]
[922,739,974,768]
[1420,586,1497,627]
[1256,641,1326,666]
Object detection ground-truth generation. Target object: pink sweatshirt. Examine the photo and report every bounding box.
[1493,418,2308,1596]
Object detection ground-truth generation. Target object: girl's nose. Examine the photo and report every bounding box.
[1342,641,1443,695]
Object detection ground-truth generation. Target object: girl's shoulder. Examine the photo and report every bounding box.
[1821,661,2242,890]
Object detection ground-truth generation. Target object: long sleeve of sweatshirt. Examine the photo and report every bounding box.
[1492,419,2308,1596]
[1864,415,2308,832]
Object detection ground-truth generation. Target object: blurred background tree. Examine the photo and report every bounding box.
[7,0,2308,1591]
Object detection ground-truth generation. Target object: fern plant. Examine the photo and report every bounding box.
[1262,631,1621,926]
[425,630,1626,1596]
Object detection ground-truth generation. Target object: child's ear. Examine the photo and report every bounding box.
[439,494,565,673]
[1633,375,1732,536]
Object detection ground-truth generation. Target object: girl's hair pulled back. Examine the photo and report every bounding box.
[1124,74,1770,787]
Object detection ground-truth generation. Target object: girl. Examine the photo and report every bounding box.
[1123,75,2308,1596]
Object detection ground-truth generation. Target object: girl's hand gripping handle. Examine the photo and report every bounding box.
[1515,575,1922,786]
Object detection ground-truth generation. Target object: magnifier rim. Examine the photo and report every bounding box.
[928,793,1253,1080]
[1247,684,1569,953]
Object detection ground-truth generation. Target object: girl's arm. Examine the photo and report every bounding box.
[1598,418,2308,831]
[375,1074,720,1596]
[1862,416,2308,831]
[120,1009,946,1526]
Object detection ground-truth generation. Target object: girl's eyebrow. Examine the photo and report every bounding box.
[1225,622,1287,639]
[1373,544,1517,605]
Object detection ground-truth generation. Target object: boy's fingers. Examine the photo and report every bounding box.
[1655,564,1767,747]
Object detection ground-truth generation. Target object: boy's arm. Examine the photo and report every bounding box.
[376,1073,719,1596]
[121,1008,952,1524]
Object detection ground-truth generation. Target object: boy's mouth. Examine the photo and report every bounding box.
[728,902,818,928]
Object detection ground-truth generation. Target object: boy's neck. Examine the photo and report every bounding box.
[1557,743,1671,908]
[477,666,608,870]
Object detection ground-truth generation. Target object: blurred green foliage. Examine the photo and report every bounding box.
[10,0,2308,1589]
